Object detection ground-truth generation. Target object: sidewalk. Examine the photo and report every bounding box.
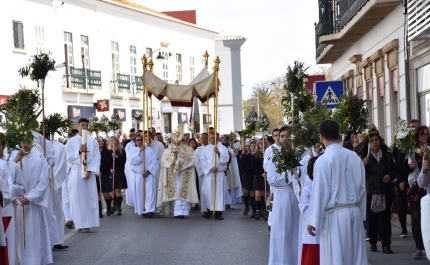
[367,215,429,264]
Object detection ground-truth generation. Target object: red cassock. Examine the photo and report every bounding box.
[1,216,11,265]
[301,244,320,265]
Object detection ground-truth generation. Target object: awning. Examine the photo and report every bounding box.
[141,68,219,107]
[67,105,96,122]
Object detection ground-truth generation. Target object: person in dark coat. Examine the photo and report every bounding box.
[359,133,396,254]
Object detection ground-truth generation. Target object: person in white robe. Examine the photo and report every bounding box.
[264,129,282,228]
[0,159,11,264]
[51,140,68,249]
[129,134,158,218]
[298,156,320,265]
[0,136,26,265]
[62,163,73,228]
[306,120,367,265]
[266,147,301,265]
[149,129,164,212]
[124,130,136,205]
[65,118,101,232]
[195,133,208,213]
[157,130,199,218]
[12,143,53,265]
[63,129,78,228]
[200,133,229,220]
[226,142,242,206]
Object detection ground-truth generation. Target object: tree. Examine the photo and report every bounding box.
[308,64,332,80]
[243,77,286,132]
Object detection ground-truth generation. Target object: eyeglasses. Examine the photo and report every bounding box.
[135,139,142,142]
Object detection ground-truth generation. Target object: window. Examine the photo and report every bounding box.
[357,86,363,99]
[176,54,182,84]
[35,26,44,53]
[190,57,195,81]
[130,45,137,83]
[80,35,89,69]
[64,32,73,66]
[162,51,169,83]
[391,69,398,92]
[13,21,24,49]
[146,48,152,59]
[111,41,119,74]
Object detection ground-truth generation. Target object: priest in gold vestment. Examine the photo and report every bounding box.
[157,129,199,219]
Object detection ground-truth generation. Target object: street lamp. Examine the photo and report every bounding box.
[259,109,268,124]
[100,114,109,126]
[248,107,258,123]
[89,113,98,127]
[148,48,165,61]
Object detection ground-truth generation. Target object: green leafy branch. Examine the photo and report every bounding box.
[18,52,56,83]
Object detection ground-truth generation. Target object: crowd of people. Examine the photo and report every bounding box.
[0,118,246,264]
[2,116,430,264]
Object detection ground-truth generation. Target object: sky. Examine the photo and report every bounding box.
[138,0,320,99]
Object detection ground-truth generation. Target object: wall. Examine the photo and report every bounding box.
[329,5,406,145]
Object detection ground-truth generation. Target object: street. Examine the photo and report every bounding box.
[53,203,429,265]
[53,203,270,265]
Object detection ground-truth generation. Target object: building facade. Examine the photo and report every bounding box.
[1,0,226,136]
[315,0,406,145]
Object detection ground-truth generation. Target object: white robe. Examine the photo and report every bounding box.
[264,144,281,227]
[150,139,164,211]
[62,165,72,222]
[0,160,11,247]
[124,141,136,205]
[306,142,367,265]
[129,146,158,215]
[267,159,300,265]
[421,194,430,262]
[298,178,320,264]
[65,135,101,230]
[194,145,207,213]
[200,143,229,211]
[12,148,53,265]
[227,148,242,205]
[52,141,67,244]
[1,156,25,265]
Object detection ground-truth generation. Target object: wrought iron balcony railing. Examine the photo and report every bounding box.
[315,0,370,58]
[69,66,102,90]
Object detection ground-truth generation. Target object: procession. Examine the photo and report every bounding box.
[5,0,430,264]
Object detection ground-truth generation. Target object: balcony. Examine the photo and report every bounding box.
[315,0,401,64]
[110,73,132,98]
[130,76,143,100]
[62,66,102,94]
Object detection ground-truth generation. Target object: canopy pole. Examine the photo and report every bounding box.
[203,51,210,133]
[140,54,148,211]
[212,56,220,214]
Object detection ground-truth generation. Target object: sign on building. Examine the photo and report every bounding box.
[315,81,344,109]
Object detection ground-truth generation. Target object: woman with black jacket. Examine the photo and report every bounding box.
[359,133,396,254]
[97,137,114,217]
[241,141,256,216]
[109,136,127,216]
[252,138,269,221]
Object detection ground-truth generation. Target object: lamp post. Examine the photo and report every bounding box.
[147,48,165,61]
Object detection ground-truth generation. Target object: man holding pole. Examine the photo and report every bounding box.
[65,118,101,233]
[129,133,158,218]
[11,140,53,264]
[200,133,229,220]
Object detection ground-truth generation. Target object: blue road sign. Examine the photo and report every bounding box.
[315,80,344,109]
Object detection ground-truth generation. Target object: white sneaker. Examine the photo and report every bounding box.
[400,233,407,238]
[365,237,370,241]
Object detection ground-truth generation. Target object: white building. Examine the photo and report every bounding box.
[315,0,406,145]
[1,0,245,136]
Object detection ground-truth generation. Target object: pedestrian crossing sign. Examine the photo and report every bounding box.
[315,81,344,109]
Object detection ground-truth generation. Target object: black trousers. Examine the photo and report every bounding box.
[367,193,393,247]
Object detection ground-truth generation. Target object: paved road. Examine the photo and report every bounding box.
[53,203,270,265]
[53,203,429,265]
